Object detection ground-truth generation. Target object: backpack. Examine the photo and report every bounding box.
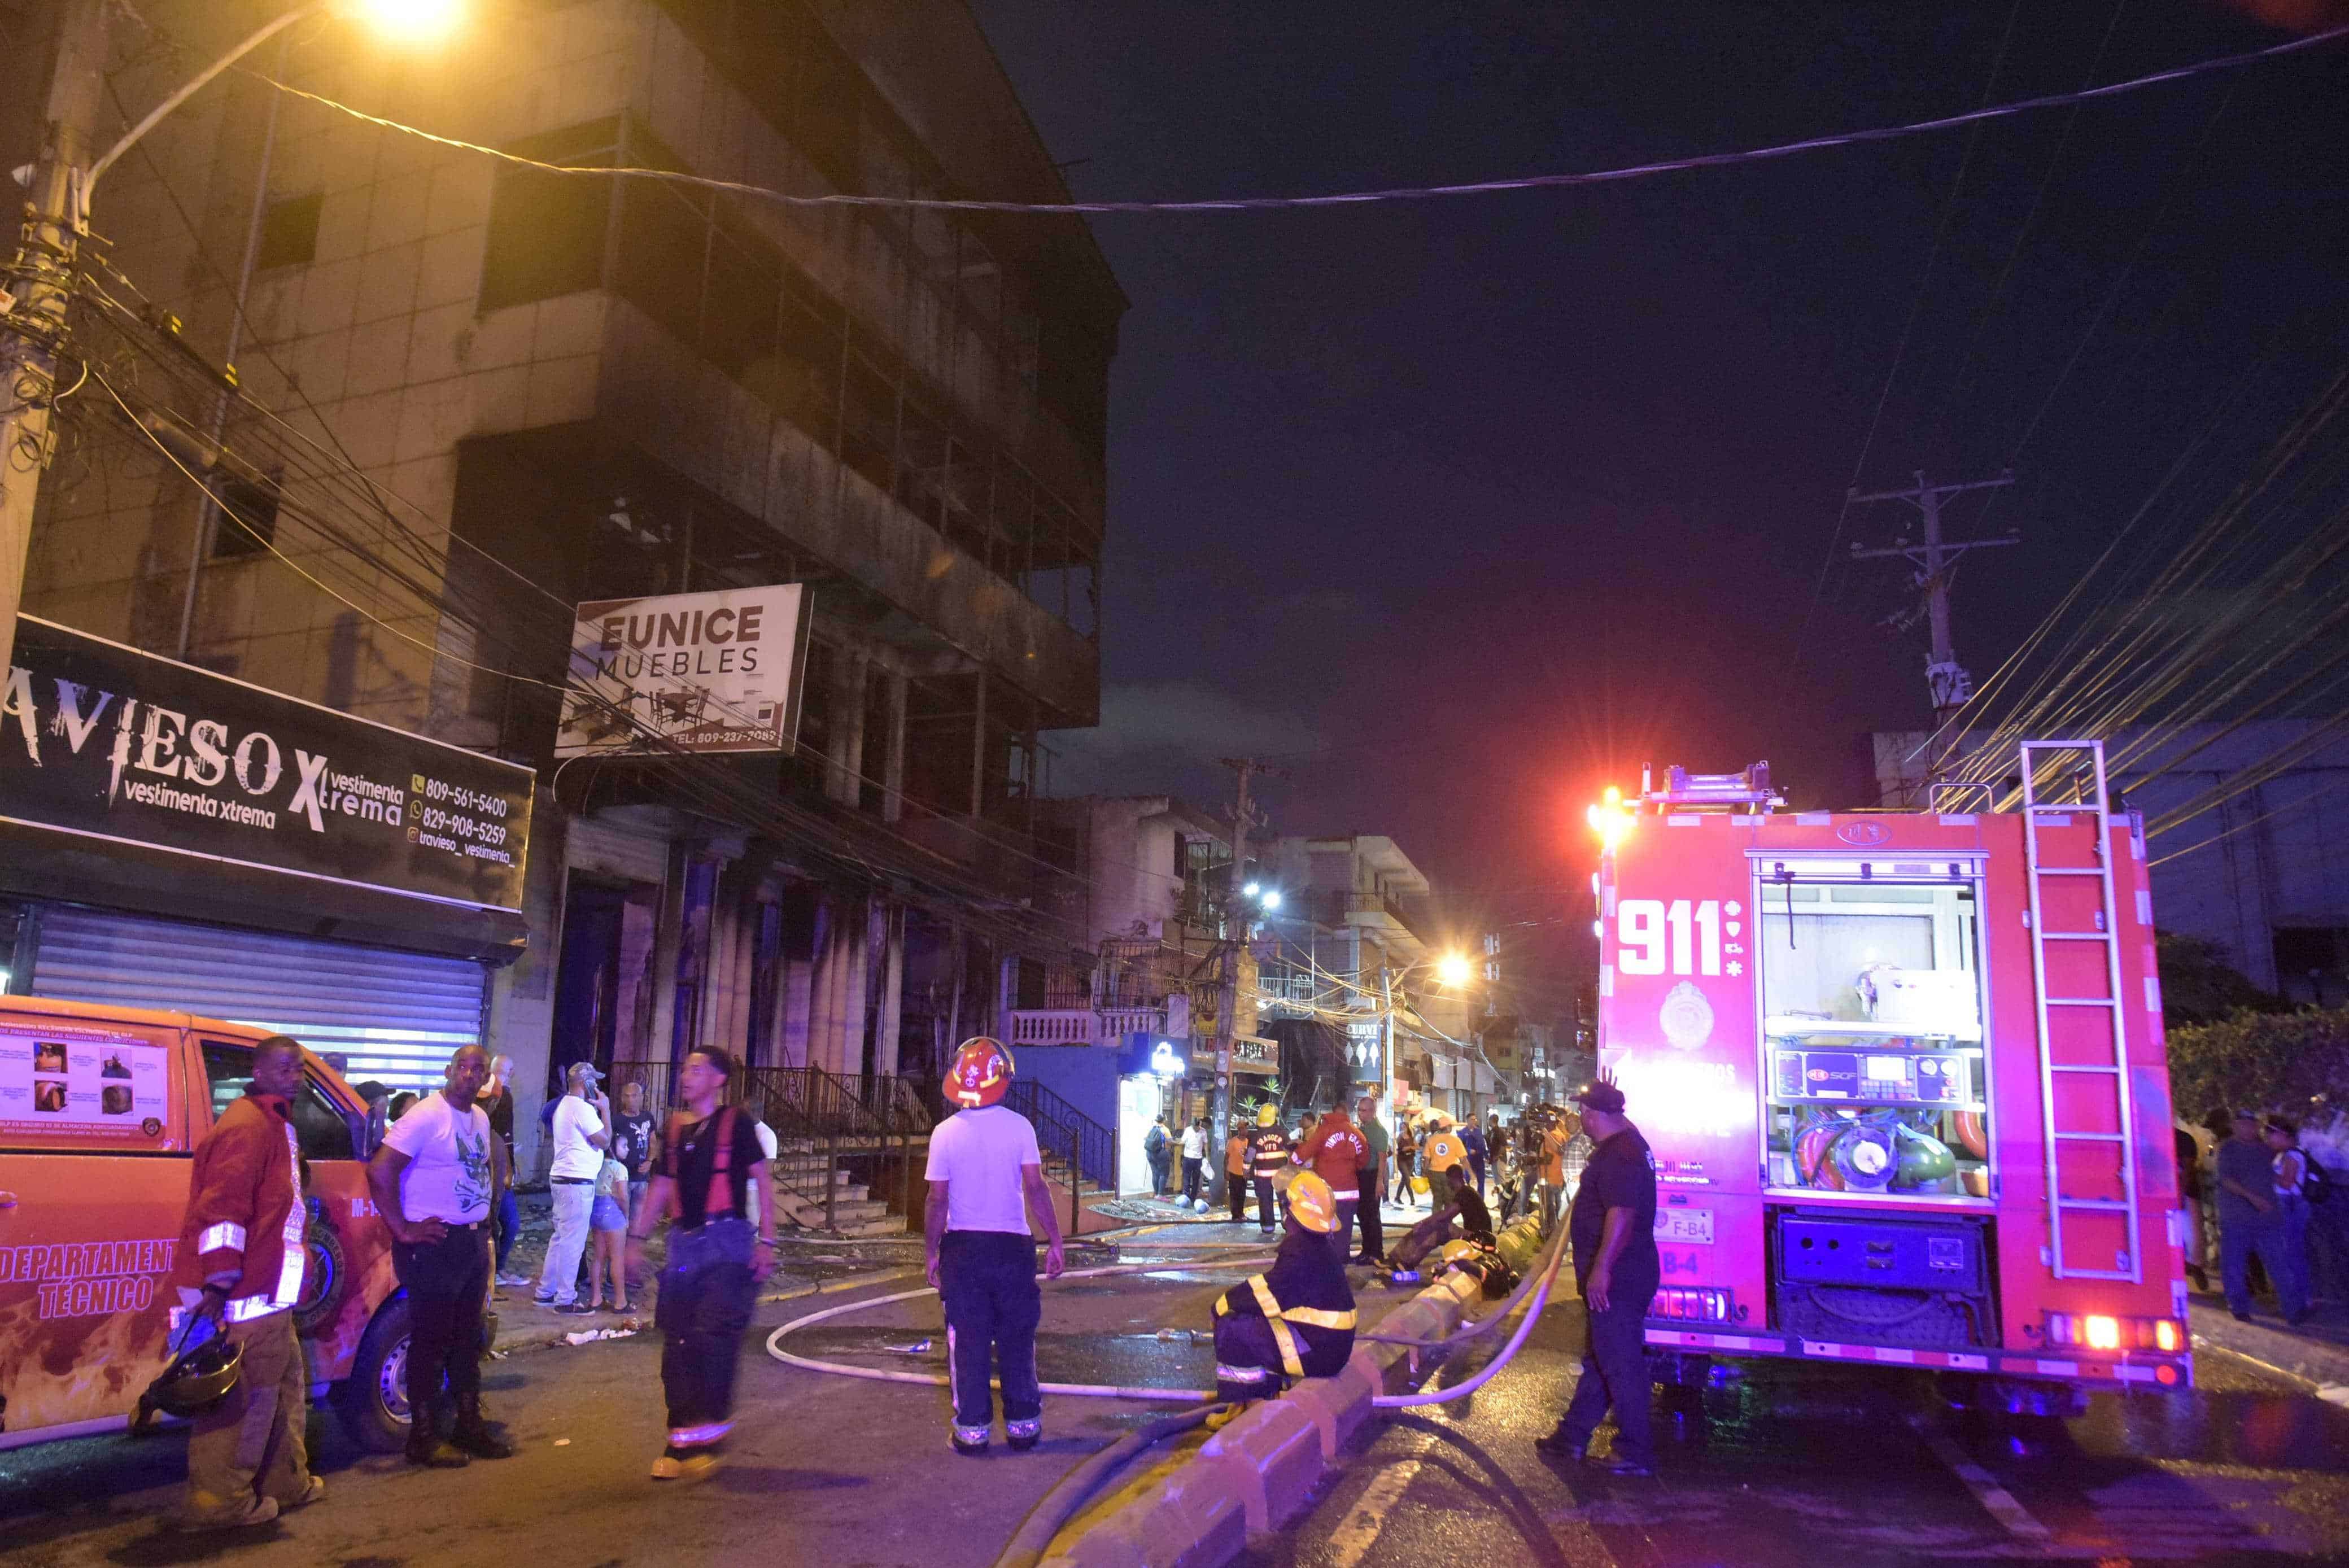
[2300,1151,2333,1207]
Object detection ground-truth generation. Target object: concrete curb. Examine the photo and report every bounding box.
[2189,1300,2349,1392]
[1041,1216,1546,1567]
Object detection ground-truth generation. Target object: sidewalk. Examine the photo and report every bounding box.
[2188,1290,2349,1394]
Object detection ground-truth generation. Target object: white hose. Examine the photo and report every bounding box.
[1369,1223,1571,1408]
[764,1255,1274,1403]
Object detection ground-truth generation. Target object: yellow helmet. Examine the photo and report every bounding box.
[1256,1103,1278,1128]
[1286,1172,1341,1233]
[1424,1131,1467,1173]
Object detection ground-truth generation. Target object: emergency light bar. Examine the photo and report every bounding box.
[1649,1287,1735,1324]
[1641,762,1783,813]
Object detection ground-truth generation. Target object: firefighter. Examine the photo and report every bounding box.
[1292,1102,1369,1263]
[923,1038,1066,1456]
[1211,1172,1357,1409]
[1249,1102,1292,1235]
[170,1034,322,1530]
[1422,1124,1468,1215]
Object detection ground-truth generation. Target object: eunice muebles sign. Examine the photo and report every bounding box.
[556,584,810,757]
[0,616,532,910]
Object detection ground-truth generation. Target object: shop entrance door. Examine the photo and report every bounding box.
[550,879,627,1097]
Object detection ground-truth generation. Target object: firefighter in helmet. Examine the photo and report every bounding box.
[1249,1102,1293,1235]
[1210,1171,1357,1410]
[923,1037,1066,1456]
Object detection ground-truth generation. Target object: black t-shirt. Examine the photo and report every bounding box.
[614,1110,658,1180]
[660,1110,769,1230]
[1453,1182,1495,1243]
[481,1087,514,1156]
[1567,1127,1660,1289]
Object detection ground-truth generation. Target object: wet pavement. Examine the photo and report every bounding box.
[1250,1298,2349,1566]
[0,1230,1319,1568]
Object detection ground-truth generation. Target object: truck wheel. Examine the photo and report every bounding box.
[294,1213,347,1334]
[333,1295,414,1453]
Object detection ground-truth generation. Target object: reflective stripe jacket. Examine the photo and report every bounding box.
[1250,1128,1293,1180]
[1214,1228,1357,1378]
[1293,1112,1368,1197]
[173,1091,306,1324]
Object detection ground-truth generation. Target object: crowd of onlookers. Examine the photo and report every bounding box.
[2179,1101,2345,1325]
[349,1057,736,1313]
[1143,1100,1590,1223]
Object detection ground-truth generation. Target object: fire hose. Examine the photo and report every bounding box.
[1368,1219,1570,1407]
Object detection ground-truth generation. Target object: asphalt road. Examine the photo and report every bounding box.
[1248,1299,2349,1567]
[0,1234,1290,1568]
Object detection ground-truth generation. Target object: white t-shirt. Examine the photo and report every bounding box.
[747,1120,779,1227]
[1180,1126,1206,1160]
[924,1105,1042,1235]
[382,1093,494,1224]
[550,1095,606,1180]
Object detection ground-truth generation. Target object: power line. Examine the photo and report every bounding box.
[237,24,2349,217]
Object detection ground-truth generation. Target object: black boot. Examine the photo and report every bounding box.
[405,1417,469,1469]
[449,1397,514,1460]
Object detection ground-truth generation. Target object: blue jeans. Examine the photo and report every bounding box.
[655,1252,756,1443]
[2220,1204,2307,1320]
[493,1187,520,1273]
[1555,1278,1660,1467]
[940,1230,1042,1439]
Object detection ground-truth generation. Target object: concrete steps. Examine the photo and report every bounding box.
[766,1136,927,1237]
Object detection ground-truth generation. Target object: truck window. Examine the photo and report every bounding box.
[200,1041,360,1163]
[1757,877,1989,1200]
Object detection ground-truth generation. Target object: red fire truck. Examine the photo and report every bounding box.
[1588,740,2190,1408]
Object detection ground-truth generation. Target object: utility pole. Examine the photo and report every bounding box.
[1208,755,1274,1202]
[0,0,110,684]
[1850,470,2018,788]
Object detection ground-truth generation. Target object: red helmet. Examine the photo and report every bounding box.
[947,1037,1015,1108]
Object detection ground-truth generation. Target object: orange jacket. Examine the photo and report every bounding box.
[1293,1111,1368,1198]
[173,1092,307,1324]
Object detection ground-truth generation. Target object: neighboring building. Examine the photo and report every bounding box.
[1875,723,2349,1003]
[1006,795,1235,1193]
[6,1,1122,1164]
[1254,833,1494,1122]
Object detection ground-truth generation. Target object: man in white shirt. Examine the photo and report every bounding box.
[536,1062,609,1311]
[368,1045,513,1467]
[924,1039,1064,1456]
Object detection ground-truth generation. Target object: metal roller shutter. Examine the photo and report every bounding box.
[30,906,490,1095]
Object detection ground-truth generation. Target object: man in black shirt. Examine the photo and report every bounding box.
[627,1047,774,1483]
[1536,1075,1660,1475]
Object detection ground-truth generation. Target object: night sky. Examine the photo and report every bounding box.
[968,2,2349,1021]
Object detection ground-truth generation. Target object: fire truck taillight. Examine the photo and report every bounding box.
[2045,1312,2184,1354]
[1651,1287,1733,1324]
[1587,788,1635,851]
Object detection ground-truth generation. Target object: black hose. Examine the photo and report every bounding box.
[992,1404,1223,1568]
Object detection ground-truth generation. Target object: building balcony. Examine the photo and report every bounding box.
[1007,1006,1170,1049]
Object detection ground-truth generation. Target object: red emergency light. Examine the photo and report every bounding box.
[2043,1312,2183,1355]
[1649,1287,1734,1324]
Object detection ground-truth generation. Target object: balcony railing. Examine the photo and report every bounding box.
[1006,1007,1171,1047]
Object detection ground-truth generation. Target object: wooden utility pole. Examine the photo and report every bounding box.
[0,0,111,682]
[1207,755,1273,1201]
[1850,470,2018,788]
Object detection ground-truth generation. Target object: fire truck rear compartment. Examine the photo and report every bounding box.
[1770,1209,1998,1350]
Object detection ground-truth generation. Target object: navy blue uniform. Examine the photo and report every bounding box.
[1212,1226,1357,1401]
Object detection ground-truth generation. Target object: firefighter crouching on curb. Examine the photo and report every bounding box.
[1211,1170,1356,1417]
[924,1037,1067,1456]
[168,1034,323,1530]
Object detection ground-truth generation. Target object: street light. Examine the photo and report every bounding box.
[1434,952,1473,987]
[1258,889,1281,910]
[1,0,468,682]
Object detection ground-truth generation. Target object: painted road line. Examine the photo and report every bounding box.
[1322,1457,1424,1568]
[1905,1413,2051,1543]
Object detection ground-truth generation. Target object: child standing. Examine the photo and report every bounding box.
[589,1156,633,1312]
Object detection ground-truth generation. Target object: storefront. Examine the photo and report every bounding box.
[0,617,534,1094]
[1114,1032,1189,1194]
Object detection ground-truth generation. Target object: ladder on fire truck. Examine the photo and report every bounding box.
[2019,739,2141,1282]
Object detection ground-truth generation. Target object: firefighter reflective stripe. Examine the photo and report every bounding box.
[669,1420,734,1448]
[197,1222,247,1255]
[1323,1189,1359,1201]
[227,1125,309,1322]
[1250,1276,1306,1377]
[1274,1305,1357,1331]
[1216,1362,1270,1383]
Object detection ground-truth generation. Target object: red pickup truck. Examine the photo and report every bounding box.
[1,994,446,1452]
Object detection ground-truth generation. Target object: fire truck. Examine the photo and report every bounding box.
[1588,740,2190,1408]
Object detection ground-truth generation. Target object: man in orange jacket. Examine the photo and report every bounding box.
[1293,1103,1368,1263]
[171,1034,322,1530]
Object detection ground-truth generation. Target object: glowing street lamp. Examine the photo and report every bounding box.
[1258,889,1282,910]
[1434,952,1473,988]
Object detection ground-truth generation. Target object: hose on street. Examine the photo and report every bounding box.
[989,1403,1222,1568]
[1355,1221,1570,1349]
[763,1252,1276,1402]
[1369,1220,1571,1408]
